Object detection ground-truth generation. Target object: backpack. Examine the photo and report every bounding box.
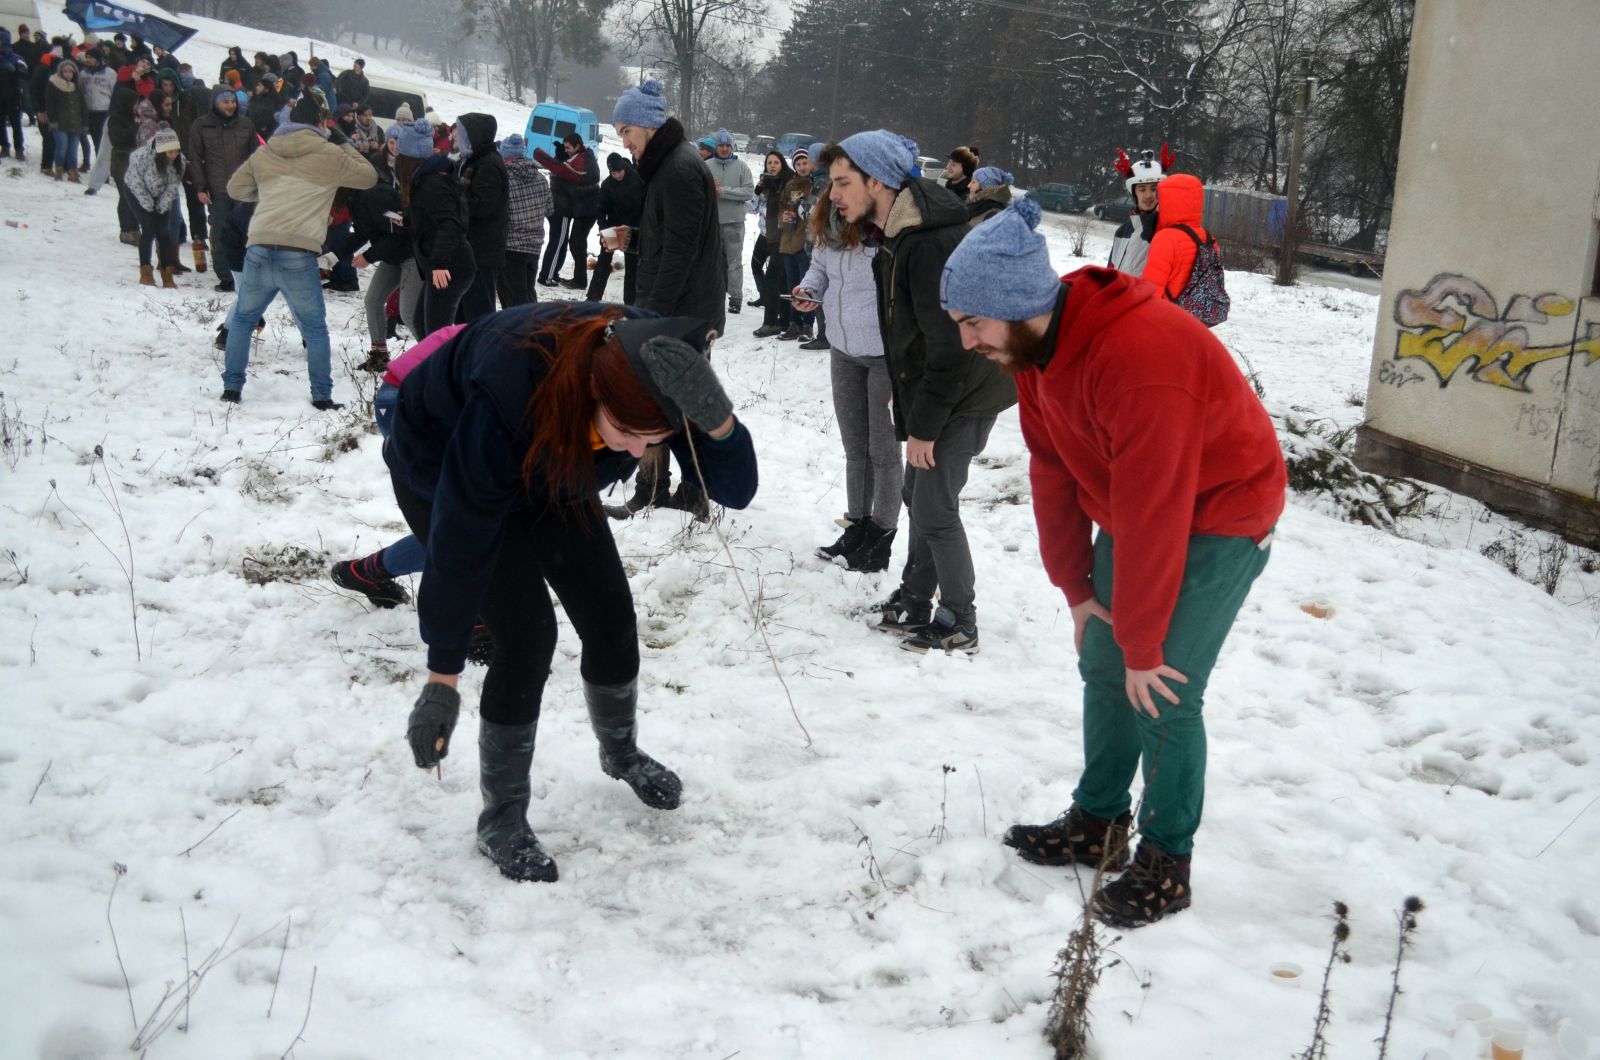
[1172,224,1230,327]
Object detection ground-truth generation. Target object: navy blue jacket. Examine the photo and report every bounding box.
[384,301,758,673]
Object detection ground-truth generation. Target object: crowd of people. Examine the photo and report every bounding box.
[8,32,1279,927]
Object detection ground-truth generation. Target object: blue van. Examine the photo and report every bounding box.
[522,102,601,156]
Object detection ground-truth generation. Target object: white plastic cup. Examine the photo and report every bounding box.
[1267,961,1302,986]
[1556,1023,1592,1060]
[1453,1004,1493,1059]
[1490,1020,1528,1060]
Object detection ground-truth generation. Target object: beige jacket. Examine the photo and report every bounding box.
[226,127,377,253]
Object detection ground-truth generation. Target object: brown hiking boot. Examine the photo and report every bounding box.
[160,266,177,289]
[138,265,156,287]
[1093,840,1192,928]
[66,167,80,183]
[1003,805,1132,869]
[52,165,63,180]
[357,345,389,372]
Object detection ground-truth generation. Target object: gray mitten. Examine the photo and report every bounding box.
[638,336,733,433]
[407,683,460,769]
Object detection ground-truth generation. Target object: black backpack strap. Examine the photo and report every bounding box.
[1174,223,1215,249]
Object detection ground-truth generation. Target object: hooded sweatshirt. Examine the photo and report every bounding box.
[455,112,509,267]
[1140,174,1209,299]
[1018,266,1285,669]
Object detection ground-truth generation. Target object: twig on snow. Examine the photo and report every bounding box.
[268,915,291,1018]
[180,906,191,1032]
[1298,901,1351,1060]
[107,862,137,1031]
[1537,792,1600,857]
[176,808,242,857]
[279,966,317,1058]
[1375,896,1424,1059]
[29,759,52,803]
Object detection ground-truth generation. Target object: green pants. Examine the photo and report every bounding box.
[1071,531,1271,855]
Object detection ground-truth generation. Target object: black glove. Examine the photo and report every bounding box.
[325,125,349,147]
[407,683,460,768]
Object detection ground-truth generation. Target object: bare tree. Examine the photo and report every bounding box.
[623,0,766,123]
[461,0,613,102]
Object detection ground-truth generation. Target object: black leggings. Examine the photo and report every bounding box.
[412,264,477,338]
[392,479,640,726]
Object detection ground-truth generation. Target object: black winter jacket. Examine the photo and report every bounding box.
[188,104,256,198]
[599,163,644,231]
[456,113,508,269]
[333,68,368,105]
[868,178,1017,441]
[409,155,476,275]
[384,301,759,674]
[756,167,792,243]
[633,119,726,332]
[352,157,410,265]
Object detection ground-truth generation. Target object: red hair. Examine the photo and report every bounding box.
[521,311,671,505]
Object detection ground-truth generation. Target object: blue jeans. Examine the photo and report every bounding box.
[223,245,333,400]
[373,383,425,575]
[51,129,79,171]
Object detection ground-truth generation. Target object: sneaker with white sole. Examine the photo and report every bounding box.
[899,606,979,654]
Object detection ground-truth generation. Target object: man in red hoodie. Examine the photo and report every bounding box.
[939,199,1286,927]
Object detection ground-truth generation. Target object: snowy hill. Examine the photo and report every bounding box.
[2,19,1599,1055]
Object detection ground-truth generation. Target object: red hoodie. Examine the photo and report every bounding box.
[1141,173,1208,299]
[1018,266,1286,669]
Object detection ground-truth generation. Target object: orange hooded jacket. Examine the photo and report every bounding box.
[1140,173,1208,299]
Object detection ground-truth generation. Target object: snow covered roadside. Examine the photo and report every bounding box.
[2,156,1598,1060]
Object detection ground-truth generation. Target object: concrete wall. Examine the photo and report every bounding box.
[1360,0,1600,534]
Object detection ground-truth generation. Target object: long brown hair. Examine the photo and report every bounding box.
[396,154,421,207]
[808,193,861,249]
[522,311,672,504]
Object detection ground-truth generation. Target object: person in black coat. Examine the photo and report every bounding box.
[333,58,369,107]
[585,152,643,303]
[408,152,477,337]
[607,78,726,517]
[452,112,506,321]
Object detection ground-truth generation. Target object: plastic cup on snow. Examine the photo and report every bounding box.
[1299,596,1336,619]
[1452,1004,1493,1058]
[1267,961,1303,986]
[1490,1020,1528,1060]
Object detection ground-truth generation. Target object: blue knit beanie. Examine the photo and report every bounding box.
[499,132,527,157]
[940,199,1060,321]
[973,166,1014,188]
[836,129,918,190]
[395,117,435,159]
[612,78,667,130]
[714,127,732,146]
[808,141,825,163]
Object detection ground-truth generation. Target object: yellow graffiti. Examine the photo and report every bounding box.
[1392,274,1600,392]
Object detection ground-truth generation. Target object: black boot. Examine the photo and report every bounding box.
[1093,840,1192,928]
[815,519,869,562]
[1003,805,1132,868]
[659,478,710,522]
[603,461,672,520]
[476,719,559,882]
[843,523,896,573]
[584,679,682,810]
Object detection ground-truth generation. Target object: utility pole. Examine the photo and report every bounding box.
[1276,49,1312,286]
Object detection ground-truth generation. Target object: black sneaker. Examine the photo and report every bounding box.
[799,335,830,351]
[220,389,241,403]
[1003,805,1132,868]
[776,326,802,342]
[728,297,741,315]
[815,519,869,561]
[537,277,559,288]
[311,398,345,411]
[866,589,931,633]
[752,324,784,338]
[214,279,234,293]
[1093,841,1193,928]
[843,525,896,573]
[899,606,979,655]
[329,558,410,608]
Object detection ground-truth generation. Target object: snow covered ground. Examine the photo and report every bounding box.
[3,107,1599,1058]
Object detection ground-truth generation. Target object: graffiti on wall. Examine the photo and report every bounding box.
[1392,274,1600,392]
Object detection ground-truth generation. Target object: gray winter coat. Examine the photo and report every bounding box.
[78,65,116,113]
[799,234,881,359]
[705,152,754,226]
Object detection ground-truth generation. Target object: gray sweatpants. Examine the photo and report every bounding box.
[898,414,996,624]
[829,348,902,530]
[364,259,425,346]
[720,221,744,304]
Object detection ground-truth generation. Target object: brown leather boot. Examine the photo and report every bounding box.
[138,265,156,287]
[160,266,178,289]
[53,165,63,180]
[65,168,80,183]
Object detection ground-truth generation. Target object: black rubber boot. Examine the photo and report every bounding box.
[843,524,896,572]
[475,720,559,882]
[584,679,682,810]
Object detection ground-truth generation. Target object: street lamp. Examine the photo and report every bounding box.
[829,21,869,141]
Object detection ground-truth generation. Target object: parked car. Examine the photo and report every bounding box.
[1092,195,1135,220]
[365,74,429,131]
[916,155,945,184]
[750,134,776,155]
[730,132,751,152]
[1030,182,1094,212]
[775,132,818,157]
[523,101,601,154]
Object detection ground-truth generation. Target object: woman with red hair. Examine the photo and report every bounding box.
[381,302,757,883]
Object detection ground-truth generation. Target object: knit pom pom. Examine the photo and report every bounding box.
[1013,196,1043,230]
[897,133,919,157]
[639,78,663,97]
